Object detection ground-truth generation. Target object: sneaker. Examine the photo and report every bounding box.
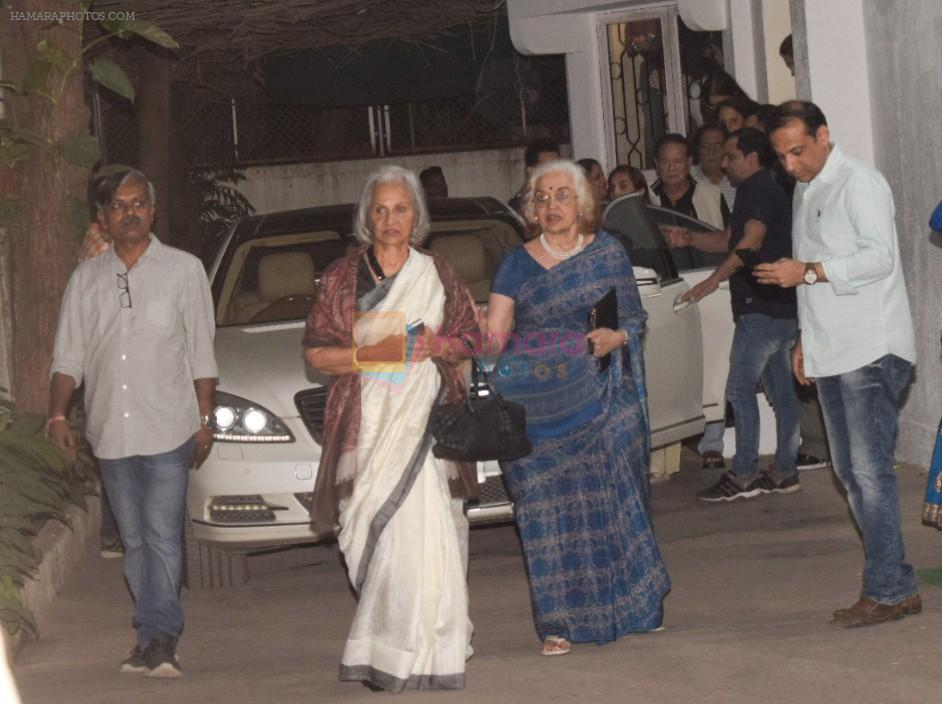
[143,636,182,679]
[765,469,801,494]
[796,452,830,470]
[119,644,148,674]
[696,472,765,502]
[100,535,124,559]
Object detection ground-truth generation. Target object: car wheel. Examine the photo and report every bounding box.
[182,509,249,590]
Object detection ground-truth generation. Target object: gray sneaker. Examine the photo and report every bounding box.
[119,644,148,674]
[143,636,182,678]
[100,535,124,559]
[765,469,801,494]
[696,472,765,502]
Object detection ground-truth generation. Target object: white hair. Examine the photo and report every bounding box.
[353,165,430,245]
[521,159,595,223]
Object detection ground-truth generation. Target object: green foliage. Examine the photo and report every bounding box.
[0,403,96,636]
[88,57,135,102]
[189,167,256,259]
[0,12,178,232]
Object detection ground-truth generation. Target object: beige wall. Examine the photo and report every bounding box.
[762,0,795,104]
[863,0,942,465]
[238,147,530,215]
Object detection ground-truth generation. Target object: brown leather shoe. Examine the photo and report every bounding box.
[830,597,915,628]
[702,451,725,470]
[832,593,922,619]
[900,593,922,615]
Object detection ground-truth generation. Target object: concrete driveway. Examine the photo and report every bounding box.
[12,450,942,703]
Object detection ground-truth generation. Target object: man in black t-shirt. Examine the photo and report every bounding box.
[664,128,801,502]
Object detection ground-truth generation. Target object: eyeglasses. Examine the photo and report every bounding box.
[533,189,576,206]
[116,272,132,309]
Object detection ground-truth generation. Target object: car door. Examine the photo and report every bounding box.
[644,205,733,425]
[602,196,705,447]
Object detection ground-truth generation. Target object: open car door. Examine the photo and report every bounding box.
[602,195,705,447]
[644,205,733,426]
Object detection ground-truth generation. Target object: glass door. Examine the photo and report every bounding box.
[598,6,686,170]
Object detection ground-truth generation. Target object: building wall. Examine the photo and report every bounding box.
[762,0,794,104]
[863,0,942,465]
[237,147,529,215]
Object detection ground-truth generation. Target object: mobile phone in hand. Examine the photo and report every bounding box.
[406,319,425,335]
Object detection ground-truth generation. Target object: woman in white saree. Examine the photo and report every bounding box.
[303,166,480,692]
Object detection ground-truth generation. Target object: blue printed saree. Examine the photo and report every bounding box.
[923,417,942,529]
[492,231,671,643]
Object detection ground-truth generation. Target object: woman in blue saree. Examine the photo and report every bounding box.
[486,160,670,656]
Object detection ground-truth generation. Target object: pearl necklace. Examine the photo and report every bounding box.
[540,232,585,260]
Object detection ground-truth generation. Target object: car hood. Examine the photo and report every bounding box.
[214,322,329,418]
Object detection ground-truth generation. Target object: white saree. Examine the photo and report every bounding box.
[337,249,472,692]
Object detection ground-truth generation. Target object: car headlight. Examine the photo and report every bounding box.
[212,391,294,443]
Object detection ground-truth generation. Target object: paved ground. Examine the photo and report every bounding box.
[12,449,942,704]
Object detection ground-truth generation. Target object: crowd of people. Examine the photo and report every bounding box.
[42,63,936,693]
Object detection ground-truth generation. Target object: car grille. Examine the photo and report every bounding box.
[208,495,278,524]
[294,387,329,443]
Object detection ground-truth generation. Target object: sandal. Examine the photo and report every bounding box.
[541,635,571,656]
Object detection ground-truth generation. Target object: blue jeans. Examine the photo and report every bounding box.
[697,420,725,455]
[816,354,915,604]
[726,314,800,477]
[98,438,193,646]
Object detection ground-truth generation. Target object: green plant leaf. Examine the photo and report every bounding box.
[37,39,75,74]
[88,57,135,102]
[0,602,38,637]
[54,134,100,168]
[122,20,179,49]
[21,58,52,93]
[9,412,45,435]
[66,195,90,239]
[10,127,51,150]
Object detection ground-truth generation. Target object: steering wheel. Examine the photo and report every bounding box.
[250,294,316,323]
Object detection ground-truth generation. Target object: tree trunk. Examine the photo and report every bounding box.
[1,2,91,412]
[138,51,175,246]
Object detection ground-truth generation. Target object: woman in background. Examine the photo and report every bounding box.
[608,164,650,202]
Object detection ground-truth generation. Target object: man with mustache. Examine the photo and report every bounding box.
[48,168,218,676]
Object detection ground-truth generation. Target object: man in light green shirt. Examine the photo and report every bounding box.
[756,100,918,629]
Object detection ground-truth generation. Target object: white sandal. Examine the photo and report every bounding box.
[541,635,571,656]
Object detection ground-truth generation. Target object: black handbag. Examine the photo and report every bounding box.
[587,286,618,372]
[428,338,532,462]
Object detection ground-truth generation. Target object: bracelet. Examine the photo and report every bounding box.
[48,415,67,424]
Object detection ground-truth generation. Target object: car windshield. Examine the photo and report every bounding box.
[215,217,522,326]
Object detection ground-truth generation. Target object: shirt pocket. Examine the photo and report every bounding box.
[143,297,178,331]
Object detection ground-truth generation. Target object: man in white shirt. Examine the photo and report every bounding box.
[756,101,919,628]
[48,168,218,676]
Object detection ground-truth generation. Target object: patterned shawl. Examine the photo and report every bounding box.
[303,244,479,533]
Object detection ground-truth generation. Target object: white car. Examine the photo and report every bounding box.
[184,195,733,588]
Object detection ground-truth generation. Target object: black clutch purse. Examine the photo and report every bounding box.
[428,338,532,463]
[587,286,618,372]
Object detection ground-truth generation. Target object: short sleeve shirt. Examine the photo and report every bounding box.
[728,169,796,321]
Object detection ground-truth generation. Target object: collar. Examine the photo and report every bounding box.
[810,143,845,185]
[739,168,768,187]
[106,233,163,270]
[653,175,697,196]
